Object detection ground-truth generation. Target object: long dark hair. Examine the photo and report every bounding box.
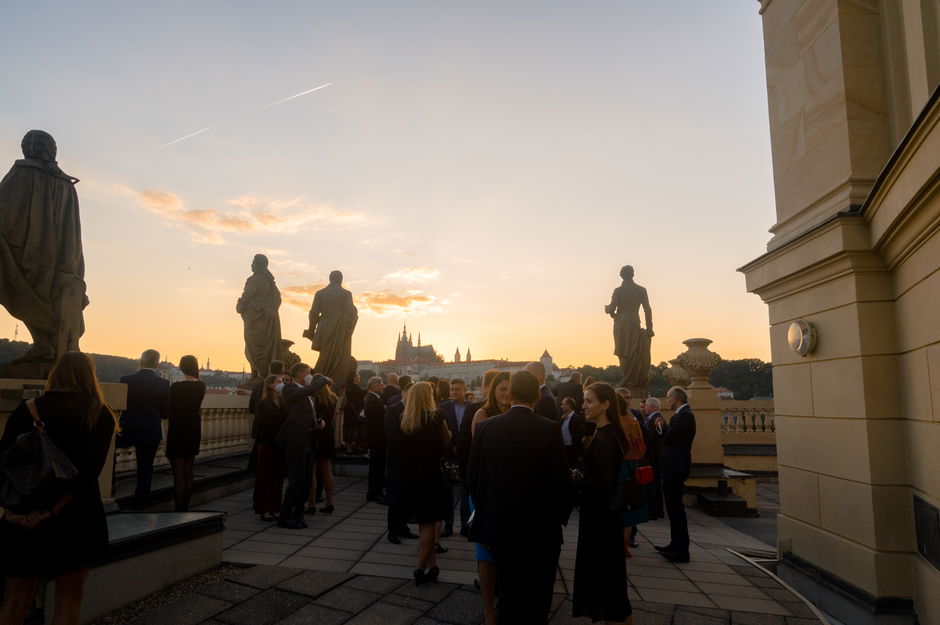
[586,382,626,444]
[179,355,200,379]
[261,374,281,405]
[483,371,511,417]
[46,351,118,432]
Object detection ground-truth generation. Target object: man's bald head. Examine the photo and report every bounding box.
[525,361,546,384]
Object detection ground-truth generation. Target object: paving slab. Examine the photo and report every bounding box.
[198,580,261,603]
[129,594,231,625]
[343,600,423,625]
[271,603,352,625]
[275,570,355,598]
[424,589,484,625]
[214,589,309,625]
[228,566,304,589]
[314,585,384,613]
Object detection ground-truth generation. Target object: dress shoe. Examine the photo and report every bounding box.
[304,506,317,516]
[662,550,690,563]
[435,542,449,554]
[426,566,440,583]
[654,543,674,553]
[276,518,303,530]
[388,533,401,545]
[319,505,335,514]
[441,527,454,538]
[629,538,639,548]
[413,568,426,585]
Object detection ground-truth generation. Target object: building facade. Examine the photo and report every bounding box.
[741,2,939,623]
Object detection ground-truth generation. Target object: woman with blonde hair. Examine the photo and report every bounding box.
[400,382,450,584]
[582,375,596,390]
[0,352,118,625]
[309,383,338,513]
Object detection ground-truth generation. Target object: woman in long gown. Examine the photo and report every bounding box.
[253,375,286,522]
[573,382,633,625]
[310,384,338,513]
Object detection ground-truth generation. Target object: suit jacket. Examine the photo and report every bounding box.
[560,411,589,462]
[535,385,560,421]
[642,411,666,467]
[384,399,405,466]
[276,377,329,451]
[555,381,584,414]
[118,369,170,446]
[439,398,471,459]
[468,406,573,547]
[456,400,483,470]
[661,405,696,476]
[365,391,387,448]
[381,385,400,404]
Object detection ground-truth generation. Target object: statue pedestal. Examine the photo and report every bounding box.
[0,360,54,381]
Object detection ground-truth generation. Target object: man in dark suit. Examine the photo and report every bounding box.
[558,396,588,469]
[384,376,418,543]
[276,362,330,528]
[655,386,696,562]
[364,375,388,503]
[468,370,573,625]
[439,377,471,537]
[555,371,584,415]
[118,349,171,510]
[525,361,560,421]
[641,397,667,519]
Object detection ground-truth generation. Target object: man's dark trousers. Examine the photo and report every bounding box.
[281,445,312,521]
[368,446,386,499]
[132,441,160,509]
[663,472,689,552]
[493,541,561,625]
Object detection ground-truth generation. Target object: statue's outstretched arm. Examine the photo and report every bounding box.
[642,289,653,336]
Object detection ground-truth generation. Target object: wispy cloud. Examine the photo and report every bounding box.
[281,283,326,310]
[357,289,443,317]
[382,267,440,283]
[119,186,364,244]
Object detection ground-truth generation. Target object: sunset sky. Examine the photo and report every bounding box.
[0,1,775,371]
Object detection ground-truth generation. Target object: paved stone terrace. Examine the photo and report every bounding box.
[122,476,824,624]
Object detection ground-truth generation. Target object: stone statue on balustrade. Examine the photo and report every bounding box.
[303,270,358,390]
[0,131,88,373]
[605,265,653,392]
[236,254,282,380]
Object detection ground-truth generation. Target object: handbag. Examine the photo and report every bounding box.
[635,463,654,485]
[443,461,460,484]
[608,434,646,513]
[0,399,79,513]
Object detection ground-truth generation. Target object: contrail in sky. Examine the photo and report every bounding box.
[157,82,334,150]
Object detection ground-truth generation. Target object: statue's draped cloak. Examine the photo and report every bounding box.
[236,271,282,379]
[308,283,358,384]
[0,159,87,353]
[609,281,652,388]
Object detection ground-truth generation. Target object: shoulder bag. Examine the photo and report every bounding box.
[0,399,79,513]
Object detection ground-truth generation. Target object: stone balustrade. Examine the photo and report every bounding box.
[720,400,775,434]
[114,393,251,474]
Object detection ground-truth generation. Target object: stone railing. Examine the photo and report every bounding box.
[114,393,251,474]
[720,399,775,434]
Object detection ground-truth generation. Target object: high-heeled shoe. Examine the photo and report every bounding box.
[259,513,276,522]
[426,566,440,583]
[413,568,426,585]
[319,505,335,514]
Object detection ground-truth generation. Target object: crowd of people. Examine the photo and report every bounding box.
[350,363,697,625]
[0,349,697,625]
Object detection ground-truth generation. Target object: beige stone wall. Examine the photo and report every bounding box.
[748,1,940,621]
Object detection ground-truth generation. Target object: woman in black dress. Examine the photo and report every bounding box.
[309,383,338,513]
[400,381,450,584]
[573,382,633,625]
[253,375,287,521]
[0,352,118,625]
[166,355,206,511]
